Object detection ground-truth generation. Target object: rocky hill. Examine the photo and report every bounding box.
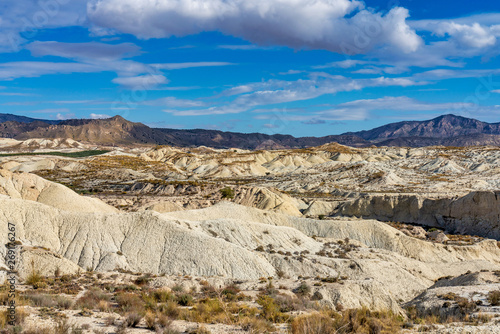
[347,114,500,141]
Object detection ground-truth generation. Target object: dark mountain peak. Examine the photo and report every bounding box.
[431,114,483,125]
[0,113,60,125]
[346,114,500,141]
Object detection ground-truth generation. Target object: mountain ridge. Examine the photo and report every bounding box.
[1,113,500,148]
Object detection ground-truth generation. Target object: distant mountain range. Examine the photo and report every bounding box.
[1,113,500,149]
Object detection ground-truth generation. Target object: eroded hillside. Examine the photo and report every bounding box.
[1,139,500,333]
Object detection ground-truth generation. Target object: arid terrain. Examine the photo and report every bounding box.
[0,131,499,334]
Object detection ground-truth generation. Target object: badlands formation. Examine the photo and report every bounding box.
[0,138,499,333]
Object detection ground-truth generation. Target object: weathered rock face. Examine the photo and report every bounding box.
[0,168,117,213]
[1,168,499,314]
[337,191,500,240]
[0,196,277,280]
[303,200,339,216]
[404,271,500,321]
[1,194,500,313]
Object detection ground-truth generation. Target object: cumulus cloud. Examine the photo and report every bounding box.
[417,21,497,49]
[88,0,422,54]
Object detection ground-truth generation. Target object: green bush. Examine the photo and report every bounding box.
[220,187,235,199]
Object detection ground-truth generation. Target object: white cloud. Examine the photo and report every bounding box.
[88,0,422,54]
[413,68,500,81]
[25,108,70,114]
[278,70,305,75]
[429,22,496,48]
[0,92,36,96]
[262,123,279,129]
[54,100,95,104]
[313,59,369,69]
[56,113,76,120]
[153,62,235,70]
[326,96,483,115]
[0,61,103,80]
[90,113,110,119]
[0,0,88,52]
[27,41,141,61]
[144,96,205,108]
[492,90,500,94]
[254,95,500,124]
[218,44,267,50]
[164,75,423,116]
[255,109,367,121]
[112,74,168,89]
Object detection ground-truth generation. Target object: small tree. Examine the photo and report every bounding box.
[220,187,235,199]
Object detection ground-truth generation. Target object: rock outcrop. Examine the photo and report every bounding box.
[337,191,500,239]
[0,168,117,213]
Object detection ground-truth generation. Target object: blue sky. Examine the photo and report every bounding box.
[1,0,500,137]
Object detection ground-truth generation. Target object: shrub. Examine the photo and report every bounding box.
[222,284,241,301]
[104,316,116,326]
[338,307,402,334]
[21,326,52,334]
[240,317,275,333]
[116,292,144,314]
[134,275,151,286]
[145,311,156,329]
[177,294,194,306]
[171,284,184,293]
[488,290,500,306]
[25,293,73,309]
[294,282,311,296]
[97,300,111,312]
[162,301,180,318]
[0,307,28,327]
[53,318,75,334]
[189,326,212,334]
[124,312,142,327]
[257,296,287,323]
[75,288,110,310]
[26,260,45,289]
[291,312,336,334]
[152,289,172,303]
[181,298,225,323]
[220,187,235,199]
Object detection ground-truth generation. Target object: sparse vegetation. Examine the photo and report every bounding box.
[220,187,235,199]
[488,290,500,306]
